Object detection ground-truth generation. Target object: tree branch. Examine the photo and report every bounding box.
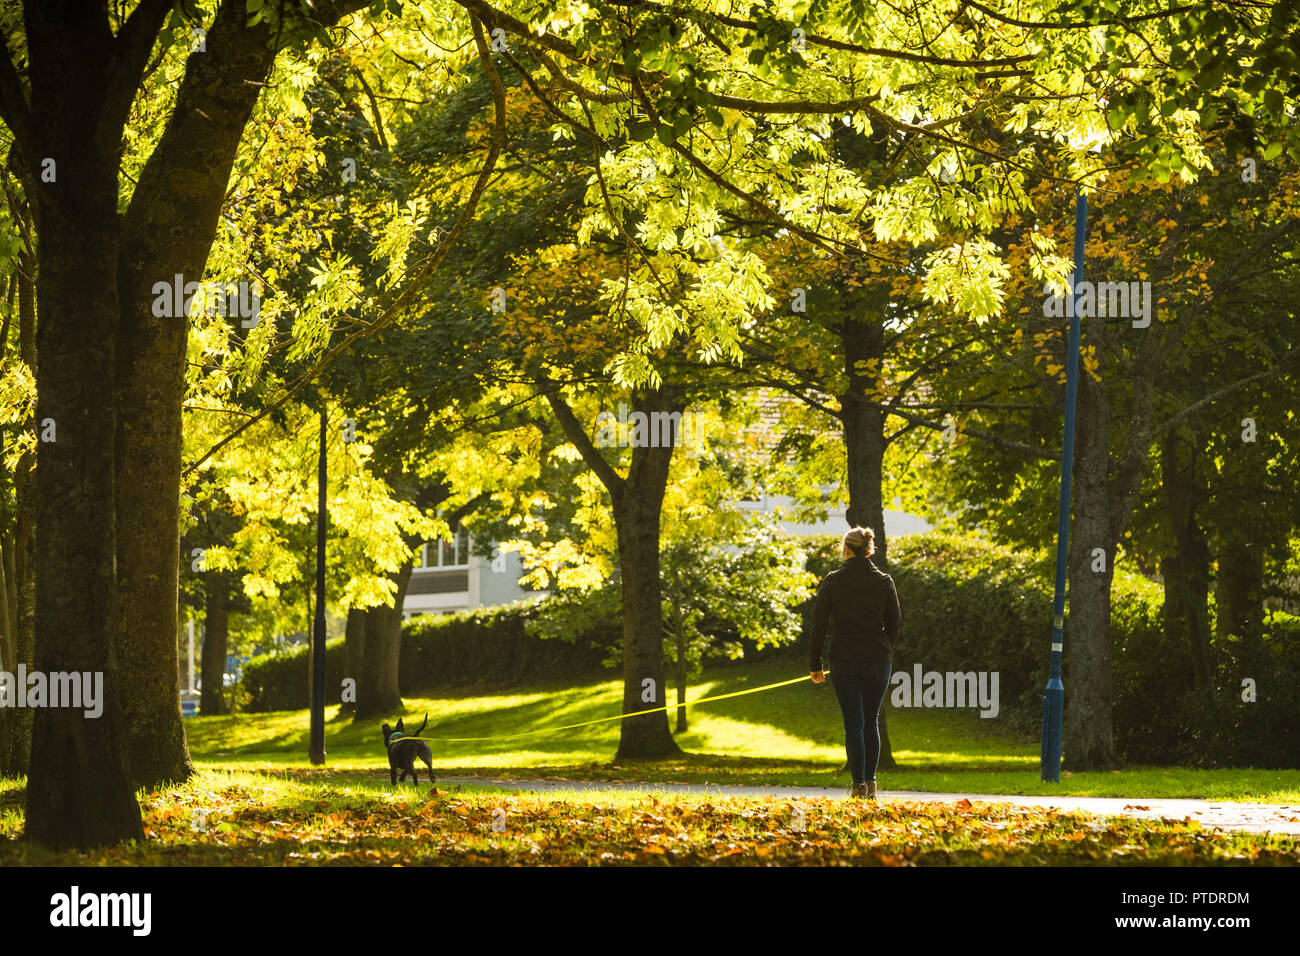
[104,0,173,130]
[540,381,625,495]
[960,0,1207,31]
[1149,366,1284,439]
[881,403,1061,461]
[0,29,32,161]
[596,0,1039,67]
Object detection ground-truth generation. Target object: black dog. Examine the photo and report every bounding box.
[381,714,436,787]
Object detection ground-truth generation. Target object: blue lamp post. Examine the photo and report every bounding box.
[1041,187,1088,783]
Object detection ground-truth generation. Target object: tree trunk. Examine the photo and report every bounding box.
[177,616,187,690]
[305,579,315,713]
[611,392,683,760]
[840,314,896,768]
[0,531,12,775]
[112,0,297,791]
[1160,554,1208,691]
[339,606,366,719]
[109,0,370,791]
[110,0,374,796]
[544,386,681,759]
[1160,428,1212,689]
[1062,333,1118,771]
[200,585,230,715]
[10,251,36,777]
[0,525,17,774]
[675,625,688,733]
[348,482,467,722]
[12,0,374,843]
[1215,539,1265,649]
[352,561,414,721]
[113,309,193,783]
[23,101,142,843]
[1,530,15,648]
[2,239,37,780]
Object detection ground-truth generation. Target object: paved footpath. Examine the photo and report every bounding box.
[439,776,1300,837]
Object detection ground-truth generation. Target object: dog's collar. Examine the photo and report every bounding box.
[386,731,406,747]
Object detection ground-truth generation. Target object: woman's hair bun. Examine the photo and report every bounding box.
[842,525,875,557]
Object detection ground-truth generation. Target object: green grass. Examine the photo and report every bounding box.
[181,658,1300,802]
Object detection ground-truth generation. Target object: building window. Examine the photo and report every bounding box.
[418,524,470,570]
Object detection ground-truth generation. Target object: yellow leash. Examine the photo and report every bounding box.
[388,672,824,743]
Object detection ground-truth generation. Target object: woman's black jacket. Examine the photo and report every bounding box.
[808,555,902,670]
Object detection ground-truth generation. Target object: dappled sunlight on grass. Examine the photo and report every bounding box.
[173,657,1300,802]
[673,714,839,760]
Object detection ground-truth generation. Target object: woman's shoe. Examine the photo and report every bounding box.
[850,783,868,799]
[866,780,878,800]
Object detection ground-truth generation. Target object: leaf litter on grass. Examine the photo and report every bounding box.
[2,772,1297,866]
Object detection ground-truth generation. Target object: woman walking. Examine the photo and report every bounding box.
[809,526,902,799]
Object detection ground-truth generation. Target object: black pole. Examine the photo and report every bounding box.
[309,401,328,764]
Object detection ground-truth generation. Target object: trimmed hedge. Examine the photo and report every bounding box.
[241,600,614,712]
[240,638,346,713]
[395,601,616,688]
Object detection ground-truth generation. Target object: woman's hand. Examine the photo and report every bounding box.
[810,670,825,684]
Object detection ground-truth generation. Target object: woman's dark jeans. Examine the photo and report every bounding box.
[830,661,893,785]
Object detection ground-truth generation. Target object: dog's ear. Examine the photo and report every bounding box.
[381,722,391,739]
[396,718,405,730]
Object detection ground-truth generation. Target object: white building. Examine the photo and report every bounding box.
[401,525,540,619]
[734,492,933,539]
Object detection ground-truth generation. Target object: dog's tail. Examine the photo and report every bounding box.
[412,712,428,737]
